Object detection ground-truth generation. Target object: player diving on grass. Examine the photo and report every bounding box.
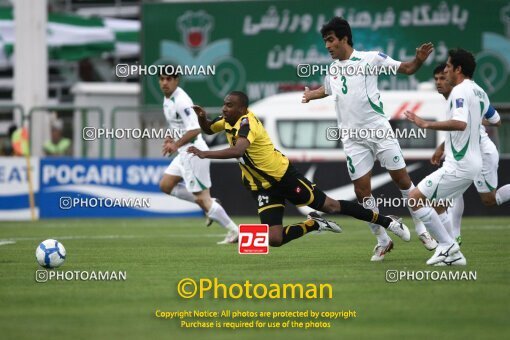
[158,69,239,244]
[430,63,510,246]
[187,91,410,248]
[404,49,494,265]
[302,17,437,260]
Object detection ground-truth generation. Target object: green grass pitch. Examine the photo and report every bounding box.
[0,217,508,340]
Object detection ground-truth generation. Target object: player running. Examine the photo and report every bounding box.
[431,63,510,245]
[302,17,437,260]
[158,70,238,244]
[405,48,487,265]
[187,91,410,248]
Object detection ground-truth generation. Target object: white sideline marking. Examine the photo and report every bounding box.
[1,234,227,242]
[0,240,16,246]
[461,225,509,230]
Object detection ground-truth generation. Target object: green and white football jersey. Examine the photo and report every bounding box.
[443,79,485,179]
[324,50,401,134]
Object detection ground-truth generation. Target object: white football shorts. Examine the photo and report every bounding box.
[417,167,473,201]
[165,149,211,193]
[343,137,406,180]
[473,138,499,193]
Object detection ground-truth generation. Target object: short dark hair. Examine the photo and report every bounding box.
[433,63,447,76]
[159,64,179,78]
[229,91,249,108]
[320,17,353,46]
[448,49,476,78]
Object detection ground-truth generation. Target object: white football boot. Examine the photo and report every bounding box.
[370,240,394,262]
[386,215,411,242]
[217,229,238,245]
[426,242,460,265]
[419,231,438,251]
[434,250,467,266]
[307,212,342,233]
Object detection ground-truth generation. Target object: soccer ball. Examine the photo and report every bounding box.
[35,239,66,268]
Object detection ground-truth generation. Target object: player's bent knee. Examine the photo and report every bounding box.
[481,195,496,206]
[269,227,283,247]
[321,197,339,214]
[408,188,422,202]
[269,239,283,247]
[194,195,211,209]
[395,176,412,189]
[159,179,172,194]
[194,196,205,205]
[389,168,412,188]
[354,187,371,200]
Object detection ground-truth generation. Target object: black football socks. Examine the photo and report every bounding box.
[281,219,319,245]
[337,200,392,228]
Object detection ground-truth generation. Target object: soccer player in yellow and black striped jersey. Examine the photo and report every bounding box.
[188,91,410,247]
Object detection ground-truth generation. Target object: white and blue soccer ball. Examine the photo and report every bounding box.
[35,239,66,268]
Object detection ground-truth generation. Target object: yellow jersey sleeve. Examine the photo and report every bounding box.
[237,115,257,144]
[210,116,225,133]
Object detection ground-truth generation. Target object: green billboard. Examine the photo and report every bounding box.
[142,0,510,107]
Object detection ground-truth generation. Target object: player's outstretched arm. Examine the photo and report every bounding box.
[174,129,201,148]
[192,105,215,135]
[398,42,434,75]
[302,86,327,103]
[188,137,250,159]
[404,110,466,131]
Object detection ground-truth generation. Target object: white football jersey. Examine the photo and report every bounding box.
[324,50,401,134]
[443,79,486,179]
[162,87,207,153]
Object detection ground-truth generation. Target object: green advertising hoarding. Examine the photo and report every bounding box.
[142,0,510,107]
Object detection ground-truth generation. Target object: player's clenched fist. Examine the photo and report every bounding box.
[187,146,205,159]
[162,137,177,156]
[192,105,207,118]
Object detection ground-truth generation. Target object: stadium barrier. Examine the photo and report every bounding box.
[1,158,509,220]
[108,105,223,158]
[0,157,202,220]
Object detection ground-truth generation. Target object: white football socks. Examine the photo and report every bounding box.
[414,207,455,246]
[450,196,464,239]
[495,184,510,205]
[361,196,391,245]
[438,211,454,238]
[170,183,196,202]
[400,183,427,235]
[207,201,237,232]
